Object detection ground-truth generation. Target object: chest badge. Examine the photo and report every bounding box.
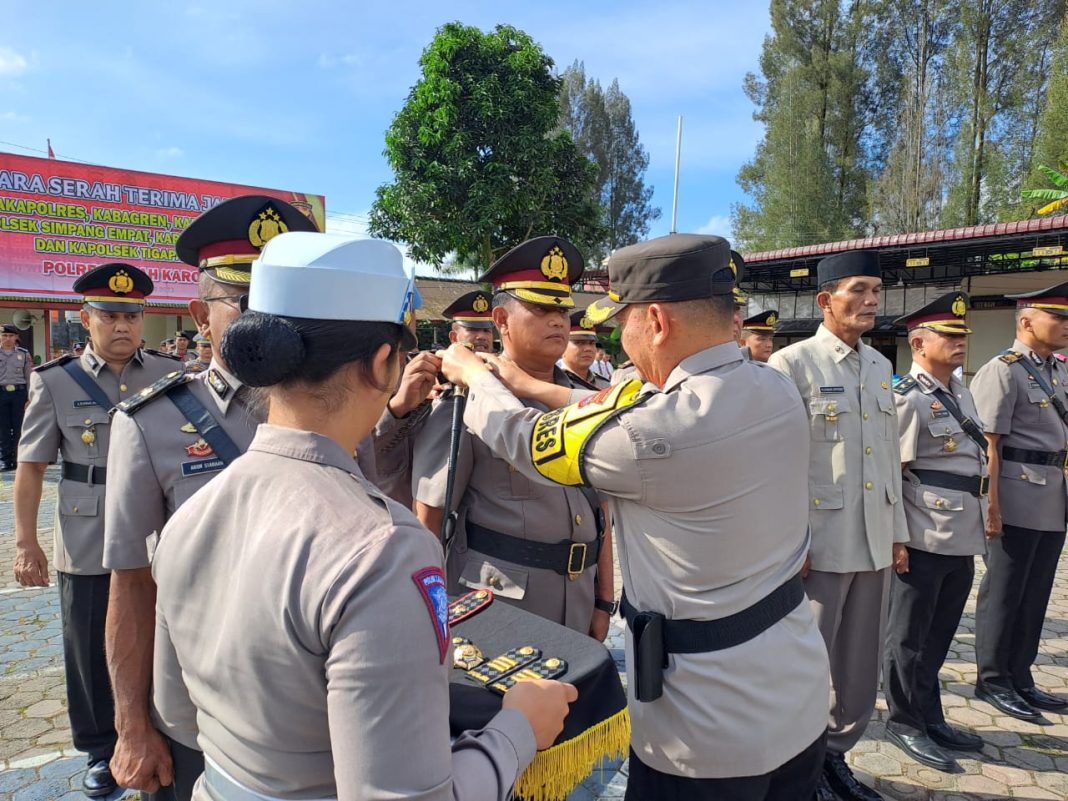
[185,438,214,458]
[80,427,96,445]
[180,422,197,433]
[930,400,943,411]
[943,436,957,453]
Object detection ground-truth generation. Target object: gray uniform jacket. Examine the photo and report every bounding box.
[18,346,181,574]
[970,338,1068,532]
[769,325,908,573]
[103,362,260,572]
[459,343,830,779]
[152,425,535,801]
[896,366,987,556]
[371,401,432,508]
[412,369,601,632]
[0,346,33,385]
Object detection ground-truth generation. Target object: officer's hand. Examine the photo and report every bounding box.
[488,356,540,398]
[985,503,1002,539]
[800,552,812,579]
[892,543,910,574]
[589,609,610,642]
[503,679,578,750]
[110,725,174,792]
[389,351,442,418]
[13,542,49,587]
[440,343,492,388]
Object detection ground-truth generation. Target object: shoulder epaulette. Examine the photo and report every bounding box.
[892,375,917,395]
[142,348,185,362]
[115,370,195,415]
[999,350,1022,364]
[33,353,75,373]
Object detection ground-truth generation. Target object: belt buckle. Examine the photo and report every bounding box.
[979,475,989,498]
[4,384,14,392]
[567,542,587,581]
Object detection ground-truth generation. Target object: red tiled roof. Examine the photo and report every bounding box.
[743,215,1068,264]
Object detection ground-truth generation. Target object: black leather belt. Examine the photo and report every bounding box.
[620,572,805,654]
[2,384,25,392]
[465,521,600,580]
[1001,446,1068,468]
[62,462,106,485]
[911,469,988,498]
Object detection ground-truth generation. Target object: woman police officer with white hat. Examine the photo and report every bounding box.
[150,232,576,801]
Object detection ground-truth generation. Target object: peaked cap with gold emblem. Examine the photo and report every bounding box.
[743,309,778,333]
[176,194,319,287]
[72,262,154,312]
[730,249,748,308]
[1006,281,1068,318]
[894,291,972,334]
[442,290,494,329]
[478,236,584,308]
[568,307,601,339]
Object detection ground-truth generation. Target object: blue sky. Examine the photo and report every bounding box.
[0,1,770,272]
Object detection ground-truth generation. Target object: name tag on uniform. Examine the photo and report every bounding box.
[819,386,845,394]
[181,457,226,477]
[73,399,97,408]
[931,409,950,418]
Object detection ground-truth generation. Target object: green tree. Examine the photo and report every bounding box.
[559,62,660,266]
[1022,165,1068,215]
[369,23,605,273]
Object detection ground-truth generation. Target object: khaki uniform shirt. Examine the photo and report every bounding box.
[412,368,601,633]
[0,346,32,385]
[152,425,535,801]
[896,366,987,556]
[103,362,260,572]
[371,401,432,508]
[461,344,830,779]
[769,325,908,573]
[18,346,181,574]
[562,367,610,391]
[970,338,1068,532]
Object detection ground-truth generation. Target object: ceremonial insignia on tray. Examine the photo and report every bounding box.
[451,636,486,670]
[489,657,569,695]
[185,438,213,458]
[448,590,494,625]
[465,646,541,685]
[412,567,450,664]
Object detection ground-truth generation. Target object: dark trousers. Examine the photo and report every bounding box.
[58,572,116,763]
[0,384,27,465]
[975,524,1066,690]
[883,548,974,735]
[143,736,204,801]
[624,734,826,801]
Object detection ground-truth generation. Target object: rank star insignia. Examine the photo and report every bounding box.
[207,369,230,399]
[180,422,197,433]
[185,438,214,458]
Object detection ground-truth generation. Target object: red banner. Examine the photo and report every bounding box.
[0,152,325,307]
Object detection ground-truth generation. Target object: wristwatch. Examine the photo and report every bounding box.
[594,597,619,615]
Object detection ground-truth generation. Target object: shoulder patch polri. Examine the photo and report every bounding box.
[412,567,449,664]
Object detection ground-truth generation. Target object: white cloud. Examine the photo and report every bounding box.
[697,214,733,238]
[0,46,28,76]
[0,110,29,123]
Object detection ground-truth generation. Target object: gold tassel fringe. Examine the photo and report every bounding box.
[513,707,631,801]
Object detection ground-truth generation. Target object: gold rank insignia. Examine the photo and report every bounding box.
[472,294,489,313]
[465,646,541,685]
[180,422,197,433]
[451,637,485,670]
[541,245,569,281]
[447,589,494,625]
[489,656,569,695]
[108,269,133,295]
[580,315,595,329]
[952,295,967,317]
[248,205,289,249]
[766,312,778,326]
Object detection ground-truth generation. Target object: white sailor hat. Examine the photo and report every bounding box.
[248,233,420,325]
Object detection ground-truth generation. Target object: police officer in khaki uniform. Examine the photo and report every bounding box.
[184,334,212,373]
[970,282,1068,720]
[441,232,830,800]
[412,237,615,640]
[12,263,182,797]
[883,292,988,772]
[0,323,33,470]
[152,232,575,800]
[768,250,907,801]
[444,289,495,353]
[560,308,609,390]
[741,310,778,363]
[102,196,317,801]
[173,330,194,362]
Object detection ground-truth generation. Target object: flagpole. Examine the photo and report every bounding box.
[671,116,682,234]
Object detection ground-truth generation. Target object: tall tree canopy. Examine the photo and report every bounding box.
[369,23,604,272]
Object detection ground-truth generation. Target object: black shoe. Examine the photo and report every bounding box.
[823,751,882,801]
[974,683,1041,721]
[82,760,117,798]
[886,729,957,772]
[814,773,840,801]
[927,722,984,752]
[1016,686,1068,711]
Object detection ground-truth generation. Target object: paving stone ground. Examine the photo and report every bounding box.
[1,467,1066,800]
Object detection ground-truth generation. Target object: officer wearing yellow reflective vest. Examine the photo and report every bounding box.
[440,233,830,800]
